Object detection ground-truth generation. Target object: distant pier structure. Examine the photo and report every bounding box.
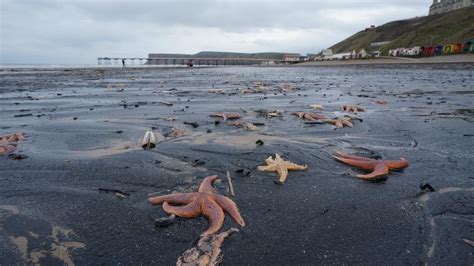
[97,57,148,66]
[98,54,299,66]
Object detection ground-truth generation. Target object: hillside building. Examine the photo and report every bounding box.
[429,0,473,15]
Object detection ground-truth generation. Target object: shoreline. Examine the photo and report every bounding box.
[2,54,473,71]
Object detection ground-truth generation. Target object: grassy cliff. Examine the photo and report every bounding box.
[330,7,474,55]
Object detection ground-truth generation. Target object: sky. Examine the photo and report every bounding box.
[0,0,431,64]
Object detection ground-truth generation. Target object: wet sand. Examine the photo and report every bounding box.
[0,65,473,265]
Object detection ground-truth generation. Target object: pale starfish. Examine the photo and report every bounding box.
[227,121,258,131]
[324,117,353,129]
[309,104,323,110]
[292,112,326,121]
[341,104,366,113]
[210,112,241,121]
[371,99,387,105]
[166,128,188,139]
[0,133,25,142]
[333,152,409,180]
[0,133,25,155]
[257,154,307,183]
[148,175,245,236]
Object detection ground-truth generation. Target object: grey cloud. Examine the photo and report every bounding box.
[1,0,432,64]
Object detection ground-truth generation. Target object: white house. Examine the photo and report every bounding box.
[388,49,399,57]
[333,52,351,60]
[320,49,333,60]
[351,49,368,59]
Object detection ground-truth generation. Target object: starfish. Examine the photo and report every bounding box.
[166,128,188,139]
[257,154,307,183]
[148,175,245,236]
[371,99,387,105]
[309,104,323,110]
[324,117,353,129]
[210,112,241,121]
[333,152,409,180]
[0,133,25,142]
[227,121,258,131]
[341,104,366,113]
[0,133,25,155]
[292,112,326,121]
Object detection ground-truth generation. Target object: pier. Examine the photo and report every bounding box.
[97,57,294,66]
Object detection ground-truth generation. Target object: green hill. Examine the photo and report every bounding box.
[330,7,474,55]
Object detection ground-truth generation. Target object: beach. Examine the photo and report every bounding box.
[0,64,473,265]
[299,54,474,66]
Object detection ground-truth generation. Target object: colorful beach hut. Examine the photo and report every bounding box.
[434,45,444,55]
[453,43,463,53]
[443,44,454,54]
[464,40,474,53]
[421,46,435,56]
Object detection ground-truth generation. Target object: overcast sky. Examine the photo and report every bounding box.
[1,0,431,64]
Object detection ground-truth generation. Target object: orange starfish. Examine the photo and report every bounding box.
[0,133,25,155]
[341,104,365,113]
[148,175,245,236]
[292,112,326,121]
[210,112,241,121]
[371,99,387,105]
[333,152,409,180]
[324,117,353,129]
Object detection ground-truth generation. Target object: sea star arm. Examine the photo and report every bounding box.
[163,200,202,218]
[0,144,16,155]
[333,155,377,170]
[257,165,275,172]
[356,161,389,180]
[334,152,375,162]
[210,113,224,119]
[383,158,409,170]
[201,200,225,236]
[213,195,246,227]
[303,114,317,121]
[276,166,289,183]
[342,119,353,128]
[292,112,304,119]
[199,175,219,193]
[148,193,194,205]
[309,113,326,120]
[266,156,276,164]
[286,163,307,171]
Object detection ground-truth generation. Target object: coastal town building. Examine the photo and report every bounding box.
[429,0,473,15]
[351,49,368,59]
[320,49,333,60]
[282,53,301,62]
[332,52,351,60]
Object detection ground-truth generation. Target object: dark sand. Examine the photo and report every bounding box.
[0,65,473,265]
